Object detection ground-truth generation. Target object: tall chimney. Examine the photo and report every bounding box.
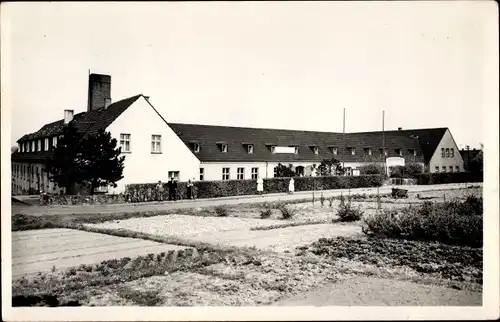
[87,73,111,111]
[64,109,74,124]
[104,98,112,109]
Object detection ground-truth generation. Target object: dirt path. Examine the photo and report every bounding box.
[12,183,476,216]
[272,276,482,306]
[12,229,189,278]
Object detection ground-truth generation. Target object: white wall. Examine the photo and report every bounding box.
[106,97,200,193]
[12,162,58,194]
[428,129,465,173]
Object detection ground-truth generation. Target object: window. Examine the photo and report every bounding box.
[442,166,446,172]
[168,171,180,181]
[445,148,450,158]
[449,166,453,172]
[441,148,445,157]
[221,144,228,153]
[237,167,245,180]
[20,144,23,153]
[455,166,460,172]
[251,167,259,179]
[273,167,278,178]
[413,149,417,157]
[313,146,319,155]
[193,143,200,153]
[380,148,388,156]
[151,135,161,153]
[222,168,230,180]
[394,148,402,156]
[271,146,276,153]
[52,136,57,148]
[331,147,338,155]
[435,166,439,172]
[31,141,35,152]
[120,134,131,152]
[450,148,454,157]
[44,138,49,151]
[247,145,254,154]
[199,168,204,181]
[294,147,299,154]
[350,148,355,155]
[364,148,372,156]
[345,167,352,176]
[37,140,41,151]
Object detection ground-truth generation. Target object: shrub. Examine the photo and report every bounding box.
[359,164,385,175]
[362,197,483,247]
[335,195,364,222]
[416,172,483,185]
[213,205,230,217]
[277,203,297,220]
[260,203,273,219]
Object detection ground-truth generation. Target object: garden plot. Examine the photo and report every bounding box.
[12,228,189,277]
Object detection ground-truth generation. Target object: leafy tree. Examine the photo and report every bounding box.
[316,158,345,176]
[46,124,83,194]
[404,163,424,178]
[467,143,483,173]
[78,129,125,194]
[47,126,125,195]
[359,163,385,175]
[274,163,296,177]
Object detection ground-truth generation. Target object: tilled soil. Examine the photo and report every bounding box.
[298,236,483,285]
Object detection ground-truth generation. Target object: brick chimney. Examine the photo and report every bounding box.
[64,109,74,124]
[87,73,111,111]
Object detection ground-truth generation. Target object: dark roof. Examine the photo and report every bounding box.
[17,95,142,143]
[168,123,443,163]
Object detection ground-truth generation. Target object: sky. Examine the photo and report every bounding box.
[2,1,497,149]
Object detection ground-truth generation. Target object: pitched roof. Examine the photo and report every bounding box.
[168,123,443,163]
[17,95,142,143]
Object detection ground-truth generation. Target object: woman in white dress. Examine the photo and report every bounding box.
[257,176,264,195]
[288,178,295,194]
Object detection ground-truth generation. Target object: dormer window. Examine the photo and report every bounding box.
[31,141,35,152]
[44,138,49,151]
[364,148,372,156]
[37,140,41,152]
[380,148,388,156]
[395,148,403,157]
[313,146,319,154]
[53,136,58,148]
[348,147,355,155]
[222,144,228,153]
[247,144,254,154]
[271,146,276,153]
[409,149,417,157]
[191,142,200,153]
[294,147,299,154]
[330,147,338,155]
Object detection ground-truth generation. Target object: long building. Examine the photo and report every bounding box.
[11,73,465,195]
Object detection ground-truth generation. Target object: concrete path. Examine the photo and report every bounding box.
[273,276,482,306]
[12,183,474,216]
[12,228,189,278]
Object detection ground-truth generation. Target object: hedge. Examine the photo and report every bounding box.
[124,175,384,203]
[416,172,483,185]
[39,194,126,206]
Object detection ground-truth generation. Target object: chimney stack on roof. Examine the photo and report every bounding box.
[398,127,402,131]
[104,98,112,109]
[87,73,111,112]
[64,109,74,124]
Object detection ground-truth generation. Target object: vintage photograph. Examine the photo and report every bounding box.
[2,1,498,320]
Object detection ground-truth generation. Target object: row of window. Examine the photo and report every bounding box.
[12,163,44,181]
[19,137,58,153]
[197,167,260,181]
[435,165,460,173]
[119,134,162,153]
[441,148,455,158]
[190,142,418,157]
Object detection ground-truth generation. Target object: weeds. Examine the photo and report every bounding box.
[276,203,298,220]
[259,202,273,219]
[213,205,230,217]
[335,194,364,222]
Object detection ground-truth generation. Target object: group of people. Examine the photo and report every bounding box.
[156,177,195,202]
[155,176,295,202]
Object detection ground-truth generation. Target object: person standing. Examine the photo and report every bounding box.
[256,176,264,195]
[288,177,295,194]
[167,177,177,201]
[156,181,164,201]
[187,179,194,200]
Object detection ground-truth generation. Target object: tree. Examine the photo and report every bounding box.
[274,163,296,177]
[404,163,424,178]
[46,124,83,194]
[47,126,125,195]
[78,129,125,194]
[316,158,344,176]
[359,163,385,175]
[468,143,483,173]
